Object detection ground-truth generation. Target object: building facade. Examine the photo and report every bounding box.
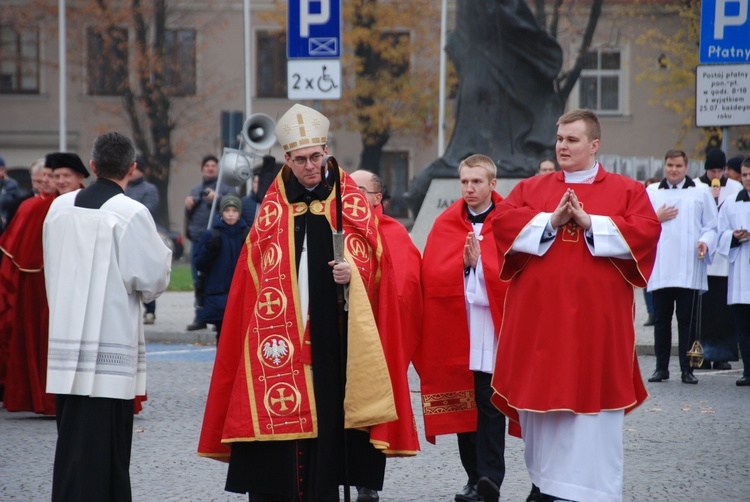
[0,0,744,233]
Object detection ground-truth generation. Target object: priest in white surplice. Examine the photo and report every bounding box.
[716,157,750,387]
[646,149,718,385]
[43,132,171,502]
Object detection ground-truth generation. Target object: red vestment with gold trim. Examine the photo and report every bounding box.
[490,168,660,434]
[198,166,417,460]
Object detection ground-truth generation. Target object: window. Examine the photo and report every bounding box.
[163,29,196,96]
[579,49,621,114]
[87,26,129,96]
[256,31,286,98]
[380,151,410,218]
[0,25,40,94]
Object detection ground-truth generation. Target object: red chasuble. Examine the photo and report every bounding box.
[490,167,660,433]
[416,191,508,444]
[374,205,423,365]
[199,166,417,460]
[0,194,56,414]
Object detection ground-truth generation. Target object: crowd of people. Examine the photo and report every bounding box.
[0,104,748,502]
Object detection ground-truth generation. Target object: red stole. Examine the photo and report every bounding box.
[416,191,507,443]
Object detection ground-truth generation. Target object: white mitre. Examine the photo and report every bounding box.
[274,103,330,153]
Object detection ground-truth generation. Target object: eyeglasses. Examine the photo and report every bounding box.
[290,153,325,166]
[357,186,381,195]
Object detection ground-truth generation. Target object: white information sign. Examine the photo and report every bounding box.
[287,60,342,100]
[696,63,750,126]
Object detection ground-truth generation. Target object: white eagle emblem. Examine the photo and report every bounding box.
[262,338,289,365]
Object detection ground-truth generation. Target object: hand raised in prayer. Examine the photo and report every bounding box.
[549,190,573,229]
[550,189,591,230]
[329,259,351,285]
[656,203,679,222]
[463,231,481,270]
[567,190,591,230]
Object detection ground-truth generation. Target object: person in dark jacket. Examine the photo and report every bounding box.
[184,154,236,331]
[125,155,161,324]
[194,195,247,342]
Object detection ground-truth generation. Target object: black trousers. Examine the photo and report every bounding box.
[652,287,699,372]
[730,304,750,377]
[457,371,506,488]
[52,394,134,502]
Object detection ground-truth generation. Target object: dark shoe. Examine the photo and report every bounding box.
[713,361,732,370]
[356,487,379,502]
[526,483,543,502]
[186,321,207,331]
[643,315,655,326]
[681,371,698,384]
[648,370,670,382]
[477,477,499,502]
[737,375,750,386]
[455,483,480,502]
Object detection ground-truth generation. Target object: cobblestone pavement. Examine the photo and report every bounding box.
[2,292,748,501]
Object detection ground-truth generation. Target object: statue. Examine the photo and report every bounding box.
[406,0,564,216]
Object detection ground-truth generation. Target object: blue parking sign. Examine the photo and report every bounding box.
[700,0,750,64]
[288,0,341,59]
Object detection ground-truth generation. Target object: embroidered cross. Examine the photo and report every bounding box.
[344,198,366,218]
[270,387,295,412]
[259,292,281,315]
[260,206,278,227]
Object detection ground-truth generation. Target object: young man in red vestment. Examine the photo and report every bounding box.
[490,109,661,502]
[0,153,87,414]
[198,104,417,502]
[416,154,508,502]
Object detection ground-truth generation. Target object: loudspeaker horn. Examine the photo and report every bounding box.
[241,113,276,151]
[218,148,253,187]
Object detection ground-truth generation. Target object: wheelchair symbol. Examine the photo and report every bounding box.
[318,65,338,93]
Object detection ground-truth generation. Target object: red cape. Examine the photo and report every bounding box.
[490,167,660,434]
[416,191,508,443]
[0,194,56,414]
[199,167,418,460]
[374,206,423,365]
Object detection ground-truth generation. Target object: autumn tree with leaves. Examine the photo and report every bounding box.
[2,0,221,228]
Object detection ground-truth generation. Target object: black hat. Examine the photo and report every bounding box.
[727,155,744,174]
[704,148,726,171]
[44,152,90,178]
[201,155,219,168]
[135,155,146,172]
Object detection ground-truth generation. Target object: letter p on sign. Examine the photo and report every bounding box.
[300,0,330,38]
[714,0,748,39]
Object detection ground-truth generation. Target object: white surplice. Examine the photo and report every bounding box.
[718,191,750,305]
[44,190,172,399]
[646,182,718,292]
